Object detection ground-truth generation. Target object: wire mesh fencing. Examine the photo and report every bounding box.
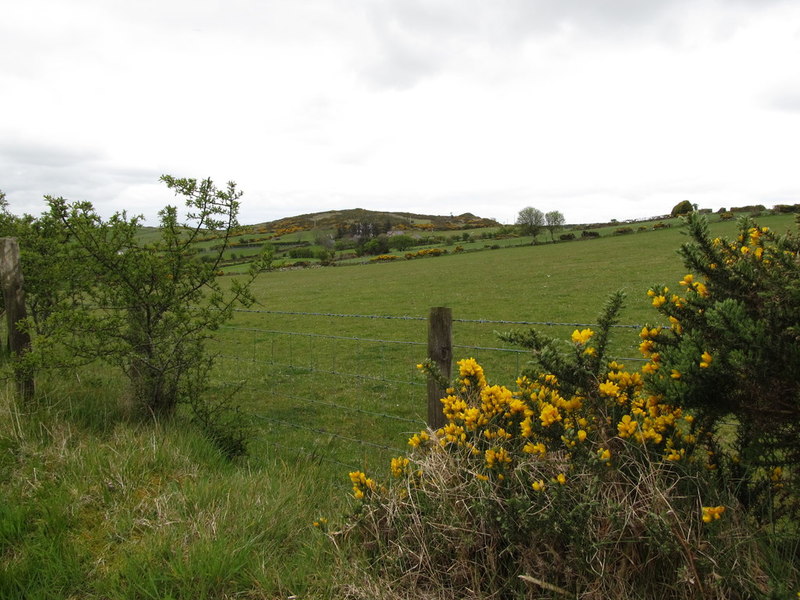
[209,308,646,470]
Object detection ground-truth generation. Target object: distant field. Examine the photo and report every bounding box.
[242,212,796,322]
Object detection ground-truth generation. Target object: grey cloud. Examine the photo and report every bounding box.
[354,0,674,89]
[0,138,160,216]
[763,87,800,113]
[355,0,794,89]
[0,139,102,169]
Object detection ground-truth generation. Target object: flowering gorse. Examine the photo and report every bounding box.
[341,292,761,598]
[643,212,799,519]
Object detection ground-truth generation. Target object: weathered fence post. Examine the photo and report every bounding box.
[427,307,452,430]
[0,238,34,400]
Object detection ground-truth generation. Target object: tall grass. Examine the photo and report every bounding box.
[0,375,342,599]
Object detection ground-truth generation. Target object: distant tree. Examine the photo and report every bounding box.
[388,234,415,251]
[516,207,545,244]
[544,210,565,242]
[671,200,694,217]
[314,231,335,251]
[359,235,390,256]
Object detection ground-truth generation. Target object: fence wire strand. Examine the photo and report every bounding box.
[219,326,426,346]
[233,308,426,321]
[232,307,645,329]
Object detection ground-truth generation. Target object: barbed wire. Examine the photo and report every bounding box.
[452,343,527,354]
[233,308,426,321]
[452,343,648,363]
[218,326,426,347]
[230,308,645,330]
[453,317,644,329]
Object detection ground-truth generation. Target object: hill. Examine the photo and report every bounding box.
[249,208,500,233]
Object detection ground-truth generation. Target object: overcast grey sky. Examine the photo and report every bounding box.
[2,0,799,225]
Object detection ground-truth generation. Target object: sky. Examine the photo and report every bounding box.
[2,0,800,226]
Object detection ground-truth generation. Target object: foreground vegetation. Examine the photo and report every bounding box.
[0,379,340,599]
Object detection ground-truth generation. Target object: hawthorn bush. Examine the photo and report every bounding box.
[6,176,268,456]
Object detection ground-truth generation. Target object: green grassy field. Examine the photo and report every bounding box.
[3,211,796,599]
[209,212,797,478]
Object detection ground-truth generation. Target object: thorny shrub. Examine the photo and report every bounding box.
[338,292,797,599]
[644,213,800,522]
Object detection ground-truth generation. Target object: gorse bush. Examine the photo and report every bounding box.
[341,295,785,599]
[339,215,800,598]
[644,213,800,520]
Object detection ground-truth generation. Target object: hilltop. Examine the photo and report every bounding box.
[250,208,500,233]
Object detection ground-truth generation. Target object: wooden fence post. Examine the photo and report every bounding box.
[427,307,452,430]
[0,238,34,400]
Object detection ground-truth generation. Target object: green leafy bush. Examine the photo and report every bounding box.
[10,176,268,455]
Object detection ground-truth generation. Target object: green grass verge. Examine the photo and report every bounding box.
[0,378,342,599]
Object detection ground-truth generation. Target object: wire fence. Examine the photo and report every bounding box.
[210,308,647,472]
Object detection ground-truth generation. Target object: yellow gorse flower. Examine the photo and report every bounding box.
[523,441,546,456]
[539,402,562,427]
[571,328,594,345]
[699,351,713,368]
[349,470,377,499]
[408,431,430,447]
[390,457,410,478]
[485,447,512,469]
[702,505,725,523]
[617,414,638,437]
[598,380,621,397]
